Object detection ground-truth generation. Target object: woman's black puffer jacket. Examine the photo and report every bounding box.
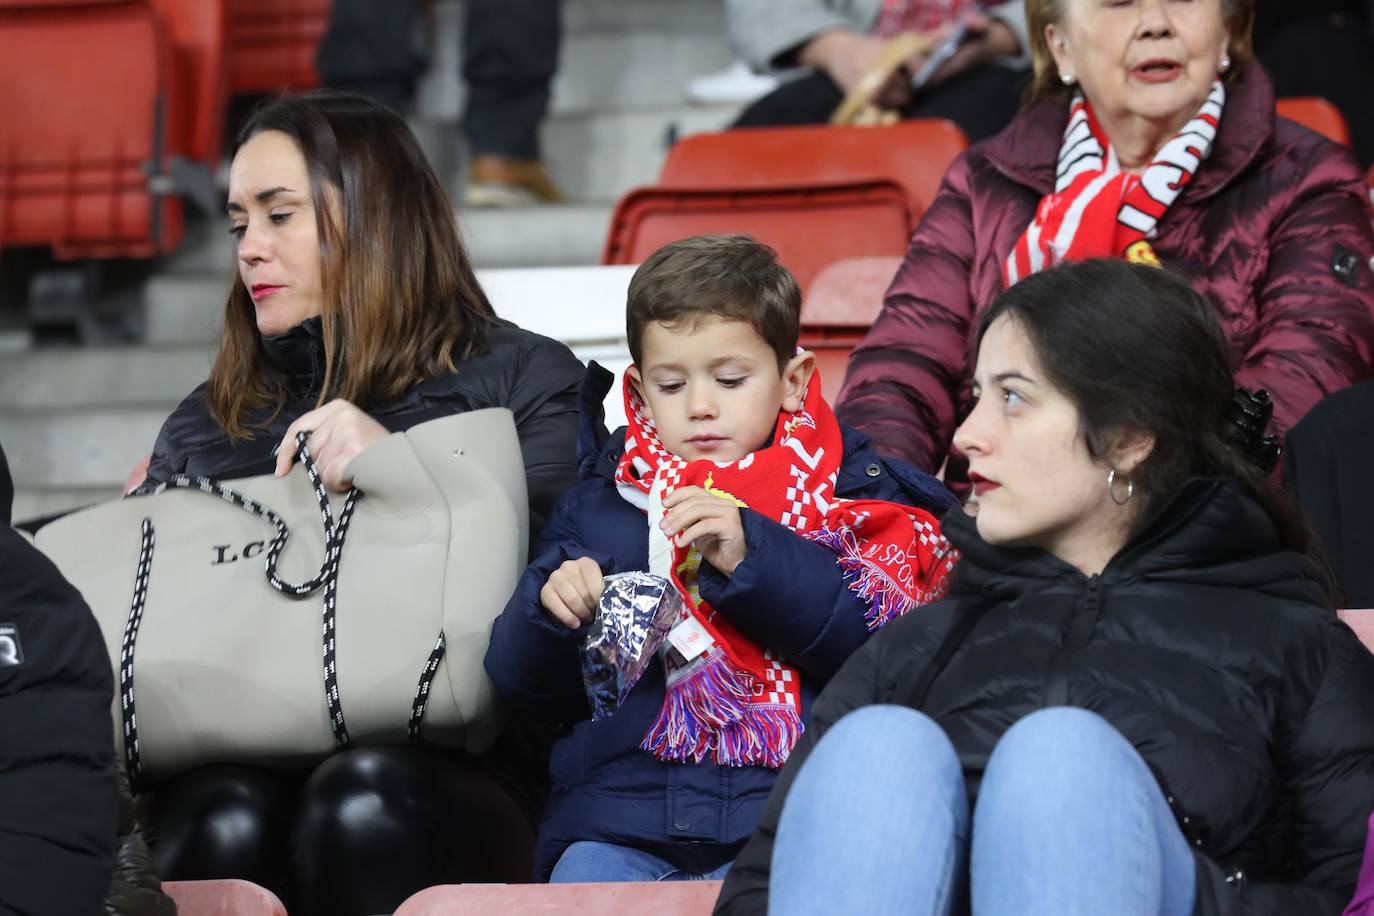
[717,479,1374,915]
[142,316,587,537]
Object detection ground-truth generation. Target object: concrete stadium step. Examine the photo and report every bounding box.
[161,202,613,282]
[0,407,167,493]
[0,346,211,412]
[542,105,743,203]
[11,486,117,525]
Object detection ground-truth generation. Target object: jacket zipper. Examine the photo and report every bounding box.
[1042,575,1101,708]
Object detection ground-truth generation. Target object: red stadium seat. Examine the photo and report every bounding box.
[395,881,722,916]
[658,119,968,231]
[1275,97,1351,147]
[226,0,330,94]
[163,879,288,916]
[799,256,903,403]
[602,180,912,297]
[154,0,229,166]
[0,0,184,258]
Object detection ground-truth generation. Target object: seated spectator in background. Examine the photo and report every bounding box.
[728,0,1031,141]
[484,235,958,883]
[1286,379,1374,608]
[1255,0,1374,168]
[838,0,1374,489]
[0,442,119,915]
[715,260,1374,916]
[139,92,587,916]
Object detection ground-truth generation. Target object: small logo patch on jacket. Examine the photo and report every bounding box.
[0,624,24,667]
[1332,245,1362,288]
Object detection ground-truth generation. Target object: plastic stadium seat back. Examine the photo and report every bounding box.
[658,120,968,230]
[602,180,913,297]
[153,0,229,165]
[799,255,903,403]
[226,0,329,94]
[395,881,723,916]
[1339,609,1374,655]
[802,255,902,328]
[163,879,288,916]
[1276,97,1351,147]
[0,1,183,258]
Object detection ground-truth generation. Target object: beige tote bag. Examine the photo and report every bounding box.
[36,409,527,783]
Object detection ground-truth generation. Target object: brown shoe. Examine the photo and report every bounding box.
[465,155,564,208]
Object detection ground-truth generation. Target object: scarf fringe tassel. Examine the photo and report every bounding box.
[640,648,803,768]
[806,526,917,631]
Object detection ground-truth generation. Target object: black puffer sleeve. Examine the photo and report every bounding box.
[0,525,117,915]
[1194,613,1374,915]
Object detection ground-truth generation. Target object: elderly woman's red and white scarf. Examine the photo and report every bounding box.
[1003,80,1225,286]
[614,366,957,768]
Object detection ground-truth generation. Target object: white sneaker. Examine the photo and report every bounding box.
[685,61,782,106]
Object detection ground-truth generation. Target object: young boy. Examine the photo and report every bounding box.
[483,235,957,883]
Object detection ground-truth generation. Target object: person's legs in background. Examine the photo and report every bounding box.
[732,71,845,128]
[733,64,1023,143]
[147,763,304,907]
[462,0,564,206]
[1257,13,1374,169]
[905,64,1026,143]
[316,0,423,112]
[293,746,537,916]
[767,704,969,916]
[970,707,1196,916]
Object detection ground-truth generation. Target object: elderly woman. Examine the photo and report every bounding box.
[141,92,586,916]
[837,0,1374,485]
[715,260,1374,915]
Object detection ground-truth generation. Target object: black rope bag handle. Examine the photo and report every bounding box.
[119,431,448,787]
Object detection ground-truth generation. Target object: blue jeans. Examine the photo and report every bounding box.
[549,841,733,883]
[770,706,1196,916]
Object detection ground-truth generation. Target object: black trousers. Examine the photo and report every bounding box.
[461,0,563,158]
[316,0,423,111]
[148,745,539,916]
[733,64,1028,144]
[318,0,561,158]
[1258,15,1374,168]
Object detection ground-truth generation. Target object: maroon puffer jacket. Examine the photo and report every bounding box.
[836,65,1374,481]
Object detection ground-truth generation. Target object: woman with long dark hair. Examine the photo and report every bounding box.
[715,259,1374,915]
[140,92,586,916]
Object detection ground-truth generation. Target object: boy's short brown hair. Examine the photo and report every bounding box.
[626,234,801,370]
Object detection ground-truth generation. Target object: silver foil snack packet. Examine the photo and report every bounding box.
[582,571,683,719]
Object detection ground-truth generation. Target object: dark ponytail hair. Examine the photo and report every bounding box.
[976,259,1337,604]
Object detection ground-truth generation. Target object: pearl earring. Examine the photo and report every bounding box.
[1219,55,1231,73]
[1061,72,1076,86]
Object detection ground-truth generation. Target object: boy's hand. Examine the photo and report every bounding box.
[540,557,604,629]
[661,486,748,576]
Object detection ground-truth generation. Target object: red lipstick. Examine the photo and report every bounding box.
[968,472,1001,496]
[250,284,283,300]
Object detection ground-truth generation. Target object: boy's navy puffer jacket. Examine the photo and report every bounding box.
[484,367,957,879]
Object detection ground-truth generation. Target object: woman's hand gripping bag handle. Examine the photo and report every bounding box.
[347,408,529,756]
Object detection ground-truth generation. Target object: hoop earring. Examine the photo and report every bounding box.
[1061,72,1076,86]
[1107,469,1134,506]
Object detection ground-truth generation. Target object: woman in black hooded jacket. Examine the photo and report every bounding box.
[137,92,585,916]
[714,260,1374,915]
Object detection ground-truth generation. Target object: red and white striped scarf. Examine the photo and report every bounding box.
[614,365,957,768]
[1002,80,1225,286]
[871,0,977,36]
